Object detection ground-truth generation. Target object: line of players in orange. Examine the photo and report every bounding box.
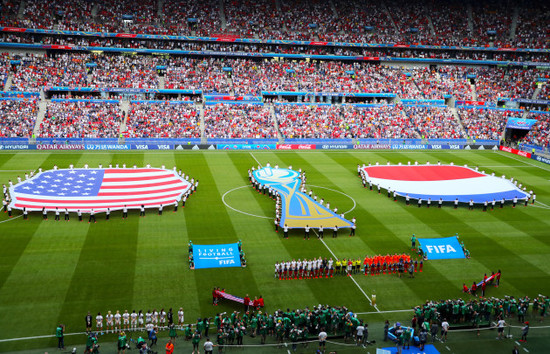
[363,254,423,276]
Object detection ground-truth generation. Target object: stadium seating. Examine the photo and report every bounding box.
[126,102,201,139]
[0,0,548,149]
[0,99,38,138]
[38,100,123,138]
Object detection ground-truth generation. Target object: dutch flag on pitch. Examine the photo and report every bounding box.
[362,165,529,203]
[9,168,191,212]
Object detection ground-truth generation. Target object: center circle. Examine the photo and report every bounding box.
[221,184,357,219]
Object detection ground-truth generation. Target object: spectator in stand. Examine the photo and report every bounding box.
[0,99,39,137]
[126,102,201,138]
[38,100,123,138]
[342,105,419,139]
[404,105,465,139]
[520,113,550,148]
[204,104,277,139]
[458,108,514,141]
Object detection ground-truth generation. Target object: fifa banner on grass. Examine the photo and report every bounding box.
[417,236,465,260]
[192,243,241,269]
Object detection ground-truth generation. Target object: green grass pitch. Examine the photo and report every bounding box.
[0,150,549,353]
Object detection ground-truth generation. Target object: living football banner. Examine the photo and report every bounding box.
[192,243,241,269]
[417,236,465,260]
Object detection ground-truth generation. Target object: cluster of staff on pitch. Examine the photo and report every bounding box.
[274,253,421,280]
[2,164,198,220]
[358,162,537,209]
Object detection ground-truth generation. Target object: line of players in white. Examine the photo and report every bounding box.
[91,308,185,333]
[274,258,338,279]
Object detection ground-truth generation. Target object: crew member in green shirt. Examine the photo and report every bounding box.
[55,324,65,350]
[117,332,127,354]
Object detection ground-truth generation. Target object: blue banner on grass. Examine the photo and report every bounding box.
[193,243,241,269]
[417,236,465,260]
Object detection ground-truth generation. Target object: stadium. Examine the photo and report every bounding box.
[0,0,549,353]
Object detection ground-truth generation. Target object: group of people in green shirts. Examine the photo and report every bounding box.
[174,305,365,351]
[412,294,549,331]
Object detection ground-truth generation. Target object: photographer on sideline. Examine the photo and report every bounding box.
[86,333,99,354]
[117,332,127,354]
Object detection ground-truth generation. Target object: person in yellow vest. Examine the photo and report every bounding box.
[335,259,342,275]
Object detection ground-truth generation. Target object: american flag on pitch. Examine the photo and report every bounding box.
[9,168,191,212]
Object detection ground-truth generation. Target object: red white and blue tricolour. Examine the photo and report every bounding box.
[362,164,529,203]
[9,168,191,212]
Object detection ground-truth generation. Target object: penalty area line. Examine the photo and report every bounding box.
[0,332,86,343]
[496,151,550,172]
[314,230,379,312]
[249,152,263,168]
[0,214,22,224]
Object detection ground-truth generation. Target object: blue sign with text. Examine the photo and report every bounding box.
[193,243,241,269]
[506,118,538,130]
[417,236,465,260]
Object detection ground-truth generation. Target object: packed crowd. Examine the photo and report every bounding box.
[87,55,158,89]
[204,104,277,139]
[342,105,419,139]
[162,0,222,37]
[1,0,548,49]
[404,67,474,100]
[476,68,538,102]
[513,3,550,48]
[520,112,550,147]
[458,108,513,140]
[276,105,347,139]
[38,100,123,138]
[404,106,465,139]
[0,99,38,137]
[126,102,200,138]
[4,29,550,64]
[1,54,544,104]
[165,58,231,93]
[10,54,89,92]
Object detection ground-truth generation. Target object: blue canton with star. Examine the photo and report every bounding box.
[14,169,105,197]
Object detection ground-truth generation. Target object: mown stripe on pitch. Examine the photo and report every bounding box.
[0,152,16,168]
[54,153,140,336]
[224,152,327,308]
[0,151,79,288]
[314,151,462,302]
[172,153,258,316]
[132,152,201,319]
[412,206,546,295]
[234,153,356,308]
[0,212,92,344]
[268,152,422,304]
[482,206,550,251]
[0,150,51,174]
